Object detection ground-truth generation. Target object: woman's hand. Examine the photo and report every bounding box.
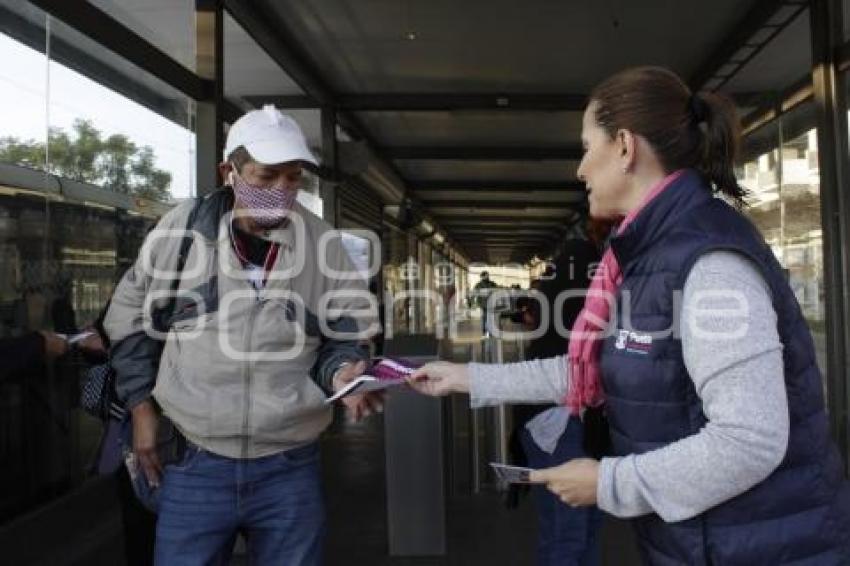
[407,361,470,397]
[529,458,600,507]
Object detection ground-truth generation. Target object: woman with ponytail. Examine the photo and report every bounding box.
[409,66,850,564]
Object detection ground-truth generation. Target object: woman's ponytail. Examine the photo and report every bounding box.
[694,92,747,207]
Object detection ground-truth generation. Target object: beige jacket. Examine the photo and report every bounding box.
[105,189,376,458]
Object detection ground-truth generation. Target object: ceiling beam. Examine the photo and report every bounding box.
[411,180,585,192]
[459,241,555,246]
[416,194,581,206]
[224,1,333,105]
[338,93,588,111]
[0,3,194,128]
[247,93,589,111]
[246,92,772,112]
[244,95,317,109]
[689,0,807,92]
[438,219,568,226]
[741,73,812,136]
[385,146,582,161]
[452,235,563,241]
[28,0,212,102]
[428,204,584,213]
[449,225,562,232]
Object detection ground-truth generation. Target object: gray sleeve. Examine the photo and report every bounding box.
[310,231,376,393]
[104,202,190,408]
[469,355,569,408]
[597,251,789,522]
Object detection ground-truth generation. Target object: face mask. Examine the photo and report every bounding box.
[230,170,298,229]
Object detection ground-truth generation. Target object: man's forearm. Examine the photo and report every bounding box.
[110,331,162,407]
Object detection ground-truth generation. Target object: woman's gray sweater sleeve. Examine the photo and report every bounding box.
[468,355,569,408]
[596,251,790,522]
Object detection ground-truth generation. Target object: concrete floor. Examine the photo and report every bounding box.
[319,406,642,566]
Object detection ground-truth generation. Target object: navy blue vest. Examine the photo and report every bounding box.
[600,170,850,565]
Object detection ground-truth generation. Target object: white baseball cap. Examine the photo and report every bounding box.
[223,104,318,166]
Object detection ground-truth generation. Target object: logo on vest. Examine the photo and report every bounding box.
[614,329,653,355]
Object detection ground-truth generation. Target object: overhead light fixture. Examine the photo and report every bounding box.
[406,31,417,40]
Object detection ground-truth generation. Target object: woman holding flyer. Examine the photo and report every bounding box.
[409,66,850,565]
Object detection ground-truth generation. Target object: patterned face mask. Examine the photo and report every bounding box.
[230,169,298,229]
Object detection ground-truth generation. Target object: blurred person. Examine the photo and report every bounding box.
[105,105,379,565]
[0,330,67,381]
[409,67,850,564]
[510,238,603,566]
[77,303,157,566]
[472,270,498,334]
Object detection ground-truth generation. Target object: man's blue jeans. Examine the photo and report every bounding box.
[154,442,324,566]
[521,419,602,566]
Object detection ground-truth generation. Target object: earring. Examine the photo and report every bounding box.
[622,165,629,174]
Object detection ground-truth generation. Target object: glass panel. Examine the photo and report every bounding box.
[223,11,303,99]
[414,240,430,333]
[739,109,826,380]
[47,16,196,202]
[780,128,826,376]
[0,1,48,172]
[382,226,410,335]
[87,0,197,72]
[0,0,193,523]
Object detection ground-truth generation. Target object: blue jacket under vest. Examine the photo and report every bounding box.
[600,169,850,565]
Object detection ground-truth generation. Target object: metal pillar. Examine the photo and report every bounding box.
[320,107,338,226]
[195,0,224,195]
[810,0,850,470]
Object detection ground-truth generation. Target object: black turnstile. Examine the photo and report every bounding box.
[382,337,445,556]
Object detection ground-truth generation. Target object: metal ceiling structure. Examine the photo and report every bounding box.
[8,0,843,265]
[219,0,816,263]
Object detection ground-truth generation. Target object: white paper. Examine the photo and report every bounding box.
[68,330,95,344]
[324,375,406,404]
[489,462,535,484]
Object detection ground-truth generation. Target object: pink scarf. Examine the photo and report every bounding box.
[565,170,686,415]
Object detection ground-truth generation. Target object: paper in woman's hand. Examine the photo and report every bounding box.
[489,462,535,484]
[325,358,421,404]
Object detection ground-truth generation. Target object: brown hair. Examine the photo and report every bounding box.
[589,66,746,206]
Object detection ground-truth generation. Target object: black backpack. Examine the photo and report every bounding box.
[80,196,204,422]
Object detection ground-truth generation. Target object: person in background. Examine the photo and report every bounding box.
[409,66,850,565]
[79,303,157,566]
[0,330,67,381]
[511,237,603,566]
[472,271,499,334]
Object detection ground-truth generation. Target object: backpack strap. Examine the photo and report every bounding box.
[171,196,205,293]
[155,197,205,333]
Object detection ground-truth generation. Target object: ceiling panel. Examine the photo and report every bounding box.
[224,12,303,97]
[721,9,810,94]
[414,190,584,203]
[395,159,578,182]
[354,110,583,146]
[260,0,760,93]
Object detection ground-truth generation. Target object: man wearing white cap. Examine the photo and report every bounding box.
[105,105,379,564]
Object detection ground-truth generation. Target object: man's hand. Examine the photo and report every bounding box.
[406,361,470,397]
[332,360,384,422]
[131,400,162,487]
[529,458,600,507]
[75,329,106,356]
[39,331,69,359]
